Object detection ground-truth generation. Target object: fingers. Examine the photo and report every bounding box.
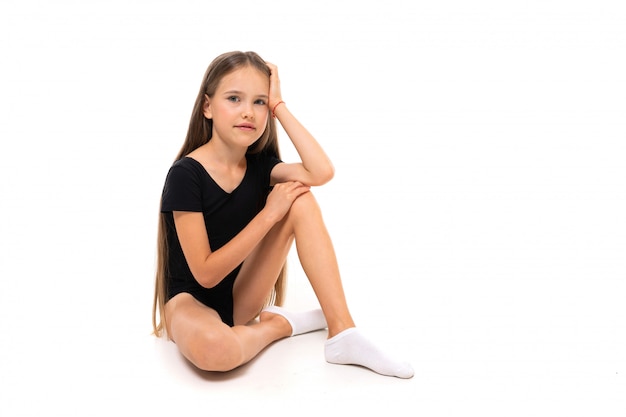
[266,62,278,80]
[265,181,310,223]
[266,61,277,73]
[275,181,310,200]
[266,62,282,108]
[268,181,310,209]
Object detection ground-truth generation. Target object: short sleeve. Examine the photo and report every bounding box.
[160,160,203,213]
[259,151,282,183]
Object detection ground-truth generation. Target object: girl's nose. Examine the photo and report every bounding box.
[242,104,254,119]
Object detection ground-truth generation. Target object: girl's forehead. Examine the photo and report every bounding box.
[218,66,268,90]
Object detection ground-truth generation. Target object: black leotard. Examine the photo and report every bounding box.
[160,151,281,326]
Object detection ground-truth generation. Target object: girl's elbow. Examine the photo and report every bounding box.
[192,268,222,289]
[325,164,335,182]
[198,276,222,289]
[315,165,335,185]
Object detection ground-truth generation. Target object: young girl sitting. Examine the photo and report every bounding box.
[152,51,413,379]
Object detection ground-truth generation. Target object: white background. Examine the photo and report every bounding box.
[1,0,625,416]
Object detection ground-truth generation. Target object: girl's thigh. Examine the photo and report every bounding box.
[165,293,241,370]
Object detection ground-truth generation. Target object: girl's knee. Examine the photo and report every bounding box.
[186,329,244,372]
[289,190,320,218]
[274,191,321,233]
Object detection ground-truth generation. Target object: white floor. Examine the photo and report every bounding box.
[2,253,624,417]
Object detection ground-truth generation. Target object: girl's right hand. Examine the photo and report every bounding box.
[265,62,283,111]
[264,181,310,223]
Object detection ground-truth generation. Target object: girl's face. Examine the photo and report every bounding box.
[204,65,270,149]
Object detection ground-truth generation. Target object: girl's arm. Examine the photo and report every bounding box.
[266,62,335,187]
[174,181,310,288]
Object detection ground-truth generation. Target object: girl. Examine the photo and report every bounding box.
[152,51,413,379]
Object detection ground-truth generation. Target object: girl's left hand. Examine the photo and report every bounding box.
[266,62,283,110]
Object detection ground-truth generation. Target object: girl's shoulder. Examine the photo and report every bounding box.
[169,156,206,174]
[172,156,200,168]
[164,157,208,187]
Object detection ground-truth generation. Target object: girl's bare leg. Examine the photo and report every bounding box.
[290,193,356,336]
[233,191,354,336]
[235,191,414,378]
[164,293,292,372]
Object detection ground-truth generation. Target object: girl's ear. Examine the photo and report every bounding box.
[203,94,213,119]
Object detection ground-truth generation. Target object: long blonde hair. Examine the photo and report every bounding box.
[152,51,287,337]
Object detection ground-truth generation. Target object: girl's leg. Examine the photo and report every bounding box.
[233,191,354,336]
[231,209,297,325]
[289,192,356,336]
[287,193,414,378]
[235,191,414,378]
[164,293,292,372]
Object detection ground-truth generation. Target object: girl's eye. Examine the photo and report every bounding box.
[227,96,240,102]
[254,99,267,105]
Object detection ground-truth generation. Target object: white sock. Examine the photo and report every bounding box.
[324,328,414,379]
[262,306,327,336]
